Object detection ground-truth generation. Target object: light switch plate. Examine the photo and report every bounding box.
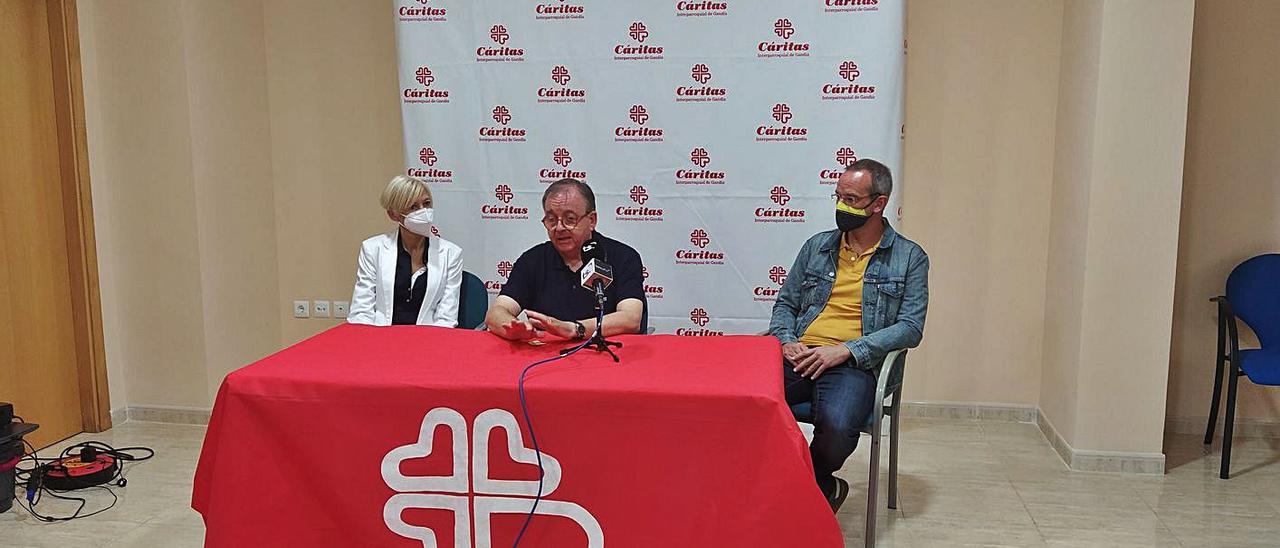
[313,300,331,318]
[333,301,350,318]
[293,300,310,318]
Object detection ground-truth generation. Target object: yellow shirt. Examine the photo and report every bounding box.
[799,237,880,347]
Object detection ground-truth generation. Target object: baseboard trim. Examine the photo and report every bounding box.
[1037,411,1165,474]
[120,405,212,426]
[902,401,1038,423]
[109,407,128,427]
[1167,415,1280,440]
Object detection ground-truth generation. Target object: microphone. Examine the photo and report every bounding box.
[579,239,613,305]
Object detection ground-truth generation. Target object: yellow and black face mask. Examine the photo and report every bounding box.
[836,200,872,232]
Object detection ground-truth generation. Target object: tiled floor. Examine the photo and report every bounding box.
[2,422,206,548]
[4,419,1280,547]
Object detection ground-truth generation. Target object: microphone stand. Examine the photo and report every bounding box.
[561,282,622,362]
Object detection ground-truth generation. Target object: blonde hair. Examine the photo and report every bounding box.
[379,175,432,213]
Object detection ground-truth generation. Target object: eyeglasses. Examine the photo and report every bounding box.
[541,212,589,230]
[831,192,879,208]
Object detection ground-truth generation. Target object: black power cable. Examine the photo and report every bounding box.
[12,439,155,522]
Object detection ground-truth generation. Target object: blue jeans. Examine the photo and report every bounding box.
[784,361,876,493]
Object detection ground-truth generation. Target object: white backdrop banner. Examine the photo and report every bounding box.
[394,0,904,335]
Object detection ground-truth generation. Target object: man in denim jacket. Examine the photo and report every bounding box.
[769,159,929,511]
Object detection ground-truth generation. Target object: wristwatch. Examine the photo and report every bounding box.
[572,320,586,340]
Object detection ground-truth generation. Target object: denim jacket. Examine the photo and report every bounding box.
[769,221,929,374]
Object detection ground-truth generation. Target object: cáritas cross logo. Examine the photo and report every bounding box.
[759,18,810,58]
[492,106,512,126]
[538,65,587,104]
[404,65,450,104]
[757,103,808,142]
[691,63,711,84]
[415,66,434,86]
[551,65,571,85]
[823,60,877,101]
[770,186,791,206]
[838,60,861,82]
[382,408,603,547]
[769,266,788,286]
[494,185,514,204]
[772,103,793,124]
[677,63,727,103]
[628,21,649,42]
[553,147,572,167]
[773,18,794,39]
[629,186,649,205]
[477,24,525,62]
[690,229,710,249]
[489,24,509,45]
[615,21,664,60]
[629,105,649,125]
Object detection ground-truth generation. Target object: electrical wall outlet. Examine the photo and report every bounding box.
[293,300,310,318]
[333,301,350,318]
[314,300,331,318]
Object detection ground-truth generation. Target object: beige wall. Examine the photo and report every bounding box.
[80,0,397,408]
[1039,0,1104,446]
[182,1,284,403]
[81,1,211,409]
[1075,0,1193,452]
[1039,0,1195,454]
[902,0,1063,407]
[261,1,404,345]
[1167,0,1280,423]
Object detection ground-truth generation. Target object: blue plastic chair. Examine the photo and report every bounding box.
[457,271,488,330]
[791,349,906,548]
[1204,254,1280,479]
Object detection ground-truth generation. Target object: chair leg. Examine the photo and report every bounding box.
[888,395,901,510]
[1205,359,1224,444]
[1206,316,1226,444]
[1220,367,1240,479]
[866,426,880,548]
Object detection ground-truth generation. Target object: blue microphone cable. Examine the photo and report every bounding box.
[511,318,597,548]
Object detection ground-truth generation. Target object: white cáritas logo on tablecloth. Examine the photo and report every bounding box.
[381,408,604,547]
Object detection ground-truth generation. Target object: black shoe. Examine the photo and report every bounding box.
[825,477,850,513]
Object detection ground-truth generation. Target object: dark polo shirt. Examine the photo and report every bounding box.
[499,231,646,324]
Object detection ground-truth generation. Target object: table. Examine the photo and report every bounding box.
[192,324,842,547]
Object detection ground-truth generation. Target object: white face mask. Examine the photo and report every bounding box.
[402,207,434,236]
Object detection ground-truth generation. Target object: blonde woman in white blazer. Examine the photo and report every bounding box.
[348,175,463,327]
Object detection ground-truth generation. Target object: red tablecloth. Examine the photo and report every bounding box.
[192,324,841,547]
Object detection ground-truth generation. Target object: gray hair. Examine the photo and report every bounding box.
[845,158,893,197]
[542,178,596,213]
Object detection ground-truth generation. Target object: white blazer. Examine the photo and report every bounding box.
[347,230,463,327]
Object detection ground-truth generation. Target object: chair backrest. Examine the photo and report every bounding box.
[457,271,488,329]
[1226,254,1280,349]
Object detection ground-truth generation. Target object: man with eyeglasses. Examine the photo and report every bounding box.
[486,178,646,341]
[769,158,929,512]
